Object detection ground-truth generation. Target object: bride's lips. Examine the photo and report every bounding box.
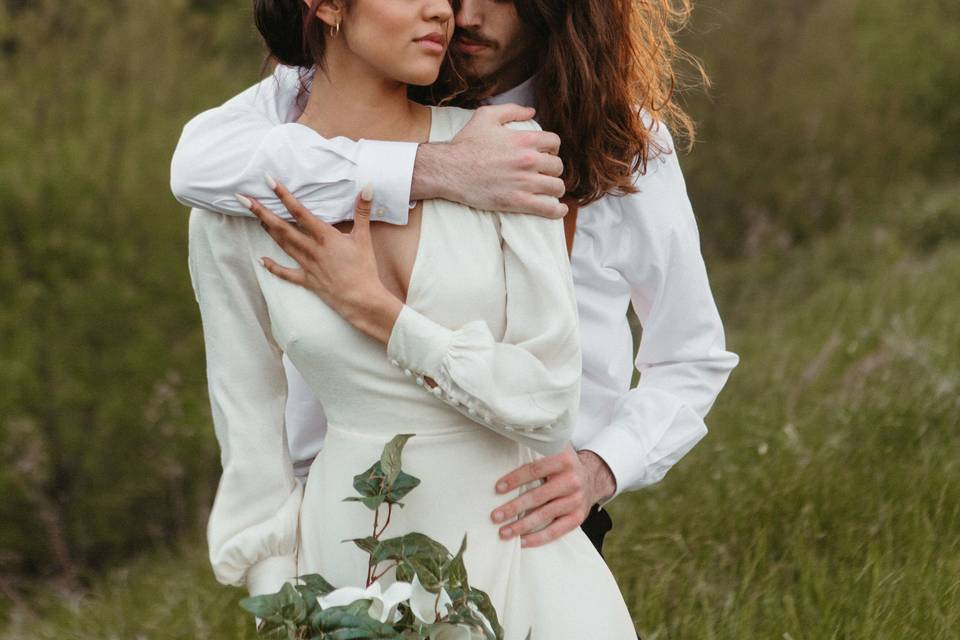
[414,31,447,55]
[454,35,491,55]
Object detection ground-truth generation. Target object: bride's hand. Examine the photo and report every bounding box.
[237,178,404,344]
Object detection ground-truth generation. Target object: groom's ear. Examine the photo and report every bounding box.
[303,0,347,30]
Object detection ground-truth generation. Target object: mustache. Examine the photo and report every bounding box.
[454,28,497,48]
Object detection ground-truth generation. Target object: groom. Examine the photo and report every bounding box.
[173,0,737,571]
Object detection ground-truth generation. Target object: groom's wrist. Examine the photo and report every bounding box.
[411,142,457,203]
[577,450,617,506]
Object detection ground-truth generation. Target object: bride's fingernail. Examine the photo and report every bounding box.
[361,183,374,202]
[500,527,513,539]
[492,511,504,523]
[234,193,253,209]
[265,173,278,190]
[496,481,508,492]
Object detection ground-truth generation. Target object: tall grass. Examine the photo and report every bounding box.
[606,185,960,638]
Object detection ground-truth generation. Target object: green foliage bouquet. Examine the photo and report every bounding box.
[240,435,519,640]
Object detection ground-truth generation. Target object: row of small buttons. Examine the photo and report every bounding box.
[389,358,556,433]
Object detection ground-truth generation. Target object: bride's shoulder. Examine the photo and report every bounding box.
[429,105,542,141]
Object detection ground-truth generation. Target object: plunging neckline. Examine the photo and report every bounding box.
[398,105,441,307]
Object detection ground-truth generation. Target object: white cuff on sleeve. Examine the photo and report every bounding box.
[356,140,419,225]
[583,419,708,507]
[246,554,299,597]
[386,305,454,377]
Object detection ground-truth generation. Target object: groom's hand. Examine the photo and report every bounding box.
[412,104,568,219]
[491,446,617,548]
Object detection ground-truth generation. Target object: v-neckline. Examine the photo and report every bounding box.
[399,105,440,307]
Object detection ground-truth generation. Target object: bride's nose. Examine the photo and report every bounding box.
[423,0,455,24]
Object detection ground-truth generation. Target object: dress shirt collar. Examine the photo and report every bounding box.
[483,76,536,109]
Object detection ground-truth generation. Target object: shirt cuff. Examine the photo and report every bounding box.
[582,420,709,508]
[578,427,640,508]
[356,140,419,225]
[246,554,298,597]
[386,304,453,378]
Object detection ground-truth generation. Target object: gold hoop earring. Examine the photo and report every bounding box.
[330,21,340,38]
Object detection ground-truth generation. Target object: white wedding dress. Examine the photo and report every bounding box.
[188,106,637,639]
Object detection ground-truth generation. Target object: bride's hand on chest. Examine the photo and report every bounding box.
[235,178,408,345]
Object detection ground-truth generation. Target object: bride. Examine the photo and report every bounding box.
[187,0,637,636]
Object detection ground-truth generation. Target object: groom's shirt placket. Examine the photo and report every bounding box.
[170,65,739,504]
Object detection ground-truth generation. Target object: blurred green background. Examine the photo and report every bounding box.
[1,0,957,637]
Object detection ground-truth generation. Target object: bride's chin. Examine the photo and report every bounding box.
[398,64,443,87]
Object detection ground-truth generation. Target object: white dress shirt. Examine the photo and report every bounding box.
[171,64,739,504]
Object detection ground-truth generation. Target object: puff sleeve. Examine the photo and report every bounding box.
[188,209,302,596]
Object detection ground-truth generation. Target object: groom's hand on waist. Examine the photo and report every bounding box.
[490,445,617,548]
[412,104,568,220]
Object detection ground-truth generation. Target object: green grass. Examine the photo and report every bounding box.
[607,185,960,638]
[4,188,959,639]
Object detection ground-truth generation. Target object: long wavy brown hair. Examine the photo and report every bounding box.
[510,0,707,206]
[421,0,705,205]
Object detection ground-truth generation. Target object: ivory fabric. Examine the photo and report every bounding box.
[188,106,637,638]
[171,64,739,505]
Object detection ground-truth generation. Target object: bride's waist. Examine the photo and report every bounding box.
[324,419,497,443]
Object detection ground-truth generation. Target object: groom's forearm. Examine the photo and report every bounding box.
[411,142,457,203]
[408,106,567,219]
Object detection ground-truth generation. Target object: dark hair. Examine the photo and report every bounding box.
[252,0,327,68]
[252,0,468,105]
[515,0,705,205]
[430,0,704,205]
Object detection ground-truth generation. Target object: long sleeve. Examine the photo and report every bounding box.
[580,123,739,503]
[187,209,302,596]
[171,64,417,225]
[386,198,582,457]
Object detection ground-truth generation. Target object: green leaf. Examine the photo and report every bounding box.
[370,533,451,568]
[408,555,445,593]
[380,434,415,484]
[445,607,495,640]
[395,562,415,583]
[445,535,469,592]
[308,599,399,637]
[351,536,380,555]
[466,588,503,640]
[385,470,421,504]
[298,573,337,596]
[239,593,280,619]
[238,582,308,626]
[352,460,388,500]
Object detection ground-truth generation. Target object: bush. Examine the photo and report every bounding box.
[680,0,960,257]
[0,0,259,584]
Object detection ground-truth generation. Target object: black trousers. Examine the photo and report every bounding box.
[579,505,642,639]
[579,504,614,557]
